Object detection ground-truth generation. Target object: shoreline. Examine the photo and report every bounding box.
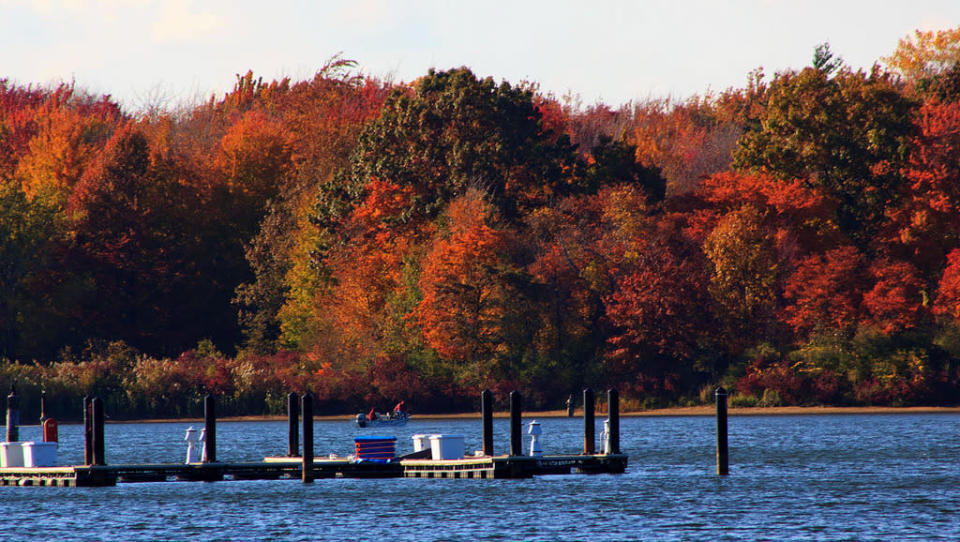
[91,404,960,424]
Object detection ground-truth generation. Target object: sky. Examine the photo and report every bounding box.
[2,0,960,112]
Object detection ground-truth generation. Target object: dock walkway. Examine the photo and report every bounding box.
[0,453,627,487]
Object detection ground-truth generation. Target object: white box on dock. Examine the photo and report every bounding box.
[0,442,24,468]
[22,441,57,467]
[411,434,431,452]
[429,434,464,460]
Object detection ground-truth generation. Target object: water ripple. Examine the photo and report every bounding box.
[2,414,959,540]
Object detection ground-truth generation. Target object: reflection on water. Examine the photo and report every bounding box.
[2,414,959,540]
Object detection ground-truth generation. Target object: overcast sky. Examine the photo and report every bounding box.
[3,0,960,112]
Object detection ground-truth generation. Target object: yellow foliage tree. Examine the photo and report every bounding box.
[883,27,960,81]
[703,205,780,348]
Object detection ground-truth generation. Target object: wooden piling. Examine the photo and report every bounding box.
[5,385,18,442]
[566,394,575,417]
[583,388,595,454]
[607,388,619,454]
[39,390,47,424]
[204,394,216,463]
[287,392,300,457]
[509,391,521,456]
[301,393,313,483]
[91,397,105,466]
[481,389,493,456]
[83,396,92,464]
[716,386,729,475]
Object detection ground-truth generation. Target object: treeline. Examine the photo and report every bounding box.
[5,32,960,418]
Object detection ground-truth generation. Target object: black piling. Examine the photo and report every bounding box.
[583,388,595,454]
[301,393,313,484]
[39,390,47,424]
[716,386,729,475]
[509,390,522,456]
[481,389,493,456]
[5,384,18,442]
[204,394,216,463]
[607,388,620,454]
[287,392,300,457]
[83,396,92,464]
[91,397,105,466]
[566,394,575,417]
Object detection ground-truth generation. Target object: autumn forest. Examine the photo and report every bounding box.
[4,30,960,419]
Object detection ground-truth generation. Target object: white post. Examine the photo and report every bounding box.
[184,426,198,464]
[199,428,208,462]
[601,419,611,454]
[527,420,542,457]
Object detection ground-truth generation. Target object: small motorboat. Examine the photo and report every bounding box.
[355,411,410,428]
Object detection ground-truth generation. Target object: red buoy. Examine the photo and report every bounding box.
[43,418,58,443]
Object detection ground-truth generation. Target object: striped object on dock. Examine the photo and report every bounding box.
[354,436,396,461]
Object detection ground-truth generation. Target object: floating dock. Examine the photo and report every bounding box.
[0,453,627,487]
[398,453,627,479]
[1,388,627,487]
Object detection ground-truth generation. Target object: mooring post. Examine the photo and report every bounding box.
[39,390,47,424]
[91,397,105,466]
[607,388,620,454]
[583,388,595,454]
[566,394,575,417]
[83,396,92,464]
[5,384,19,442]
[287,392,300,457]
[716,386,729,475]
[481,389,493,456]
[301,392,313,483]
[204,394,216,463]
[509,390,522,456]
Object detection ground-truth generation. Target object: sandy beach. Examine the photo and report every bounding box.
[114,404,960,424]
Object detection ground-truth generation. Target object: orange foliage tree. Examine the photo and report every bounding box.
[417,190,529,389]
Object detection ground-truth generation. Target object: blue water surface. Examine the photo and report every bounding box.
[2,414,958,541]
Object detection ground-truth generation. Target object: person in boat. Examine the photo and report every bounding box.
[392,400,406,419]
[367,407,378,421]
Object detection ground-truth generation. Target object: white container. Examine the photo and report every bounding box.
[429,434,465,460]
[0,442,24,468]
[22,441,57,467]
[411,434,431,452]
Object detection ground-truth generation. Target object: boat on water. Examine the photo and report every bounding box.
[355,411,410,428]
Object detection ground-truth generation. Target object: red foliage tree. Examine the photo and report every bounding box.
[861,259,927,333]
[934,248,960,321]
[889,100,960,271]
[696,170,838,255]
[783,246,866,339]
[603,223,714,397]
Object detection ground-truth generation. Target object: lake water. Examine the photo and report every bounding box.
[1,413,958,540]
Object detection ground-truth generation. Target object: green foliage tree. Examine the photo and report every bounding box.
[0,181,65,359]
[584,135,666,203]
[733,59,915,244]
[320,67,579,230]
